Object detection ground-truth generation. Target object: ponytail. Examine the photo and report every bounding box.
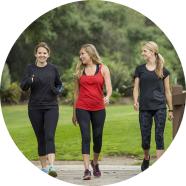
[155,53,164,79]
[142,41,165,79]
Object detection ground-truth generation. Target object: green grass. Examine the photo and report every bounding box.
[1,105,172,160]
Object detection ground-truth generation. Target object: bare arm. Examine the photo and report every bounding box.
[72,78,79,126]
[164,76,173,121]
[102,65,112,104]
[133,77,139,111]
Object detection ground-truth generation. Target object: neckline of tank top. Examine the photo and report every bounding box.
[83,64,101,76]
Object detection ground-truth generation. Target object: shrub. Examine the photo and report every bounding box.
[0,82,21,104]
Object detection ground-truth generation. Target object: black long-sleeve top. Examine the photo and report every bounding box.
[20,63,63,109]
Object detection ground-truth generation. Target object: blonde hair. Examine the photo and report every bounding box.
[74,44,102,79]
[142,41,164,79]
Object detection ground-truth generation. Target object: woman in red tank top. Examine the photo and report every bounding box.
[72,44,112,180]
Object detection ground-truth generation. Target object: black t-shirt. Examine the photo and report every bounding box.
[134,64,170,110]
[20,63,62,109]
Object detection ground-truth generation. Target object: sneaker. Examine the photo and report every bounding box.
[41,167,48,174]
[91,160,101,177]
[48,165,57,177]
[83,169,91,180]
[141,156,150,171]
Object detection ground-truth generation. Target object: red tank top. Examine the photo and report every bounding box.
[76,64,105,111]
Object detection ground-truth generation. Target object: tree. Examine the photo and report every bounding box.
[0,63,11,91]
[0,63,21,104]
[5,0,185,95]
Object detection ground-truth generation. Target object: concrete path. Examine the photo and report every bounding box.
[32,157,141,185]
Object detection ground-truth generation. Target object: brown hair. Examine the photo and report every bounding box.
[142,41,164,79]
[34,42,51,55]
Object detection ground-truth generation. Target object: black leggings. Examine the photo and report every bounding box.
[139,109,167,150]
[76,109,106,154]
[28,107,59,156]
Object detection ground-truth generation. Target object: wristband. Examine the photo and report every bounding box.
[168,109,173,112]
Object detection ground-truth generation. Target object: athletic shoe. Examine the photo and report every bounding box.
[91,160,101,177]
[48,165,57,177]
[83,169,91,180]
[141,156,150,171]
[41,168,48,174]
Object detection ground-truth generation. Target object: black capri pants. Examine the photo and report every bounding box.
[76,108,106,154]
[28,107,59,156]
[139,109,167,150]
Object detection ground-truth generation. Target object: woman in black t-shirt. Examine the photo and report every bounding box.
[133,41,173,171]
[20,42,63,177]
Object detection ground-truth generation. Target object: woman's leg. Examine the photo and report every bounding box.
[47,153,55,166]
[139,110,153,158]
[139,110,153,171]
[90,109,106,177]
[91,109,106,164]
[28,109,47,168]
[39,156,48,168]
[44,108,59,166]
[156,150,164,159]
[154,109,167,159]
[76,109,91,171]
[43,107,59,177]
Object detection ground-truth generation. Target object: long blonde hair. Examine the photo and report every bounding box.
[74,44,102,79]
[142,41,165,79]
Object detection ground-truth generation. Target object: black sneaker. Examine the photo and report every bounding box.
[83,169,91,180]
[91,160,101,177]
[141,156,150,171]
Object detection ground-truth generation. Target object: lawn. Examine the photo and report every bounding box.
[1,104,172,160]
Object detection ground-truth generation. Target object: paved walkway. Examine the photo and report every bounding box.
[32,157,141,185]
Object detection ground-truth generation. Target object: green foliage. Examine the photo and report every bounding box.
[60,58,77,103]
[103,57,131,96]
[23,10,57,44]
[1,63,11,90]
[4,0,185,103]
[0,64,21,104]
[0,82,21,104]
[109,91,121,104]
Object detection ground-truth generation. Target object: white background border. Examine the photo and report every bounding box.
[0,0,185,186]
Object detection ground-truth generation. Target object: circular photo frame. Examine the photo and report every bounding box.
[0,0,185,186]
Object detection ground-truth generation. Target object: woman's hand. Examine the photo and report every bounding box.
[168,111,174,121]
[133,101,139,111]
[31,74,35,82]
[72,114,78,126]
[104,96,110,105]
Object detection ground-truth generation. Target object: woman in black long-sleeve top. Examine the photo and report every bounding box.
[20,42,63,177]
